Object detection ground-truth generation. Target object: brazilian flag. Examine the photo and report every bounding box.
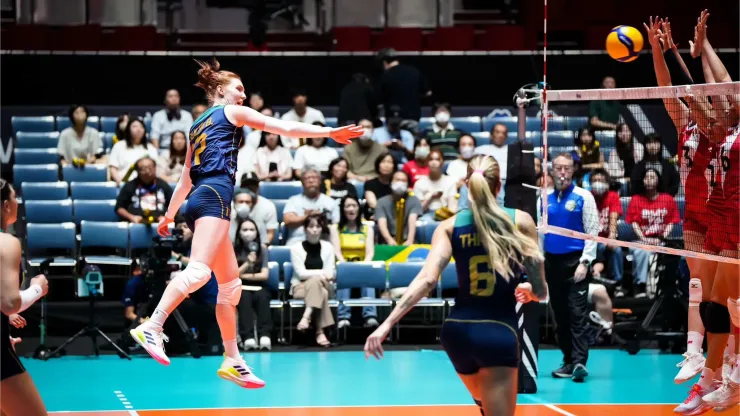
[373,244,455,264]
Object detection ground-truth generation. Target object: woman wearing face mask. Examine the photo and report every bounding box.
[589,169,624,285]
[234,218,272,351]
[320,157,358,201]
[629,133,680,197]
[292,122,340,178]
[158,130,187,183]
[289,214,336,347]
[446,134,477,190]
[414,149,458,220]
[364,153,397,217]
[57,104,105,167]
[402,138,432,186]
[376,170,423,245]
[254,131,294,182]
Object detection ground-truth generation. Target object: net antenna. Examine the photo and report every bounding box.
[541,81,740,265]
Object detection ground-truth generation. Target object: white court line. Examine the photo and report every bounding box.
[545,404,577,416]
[112,390,139,416]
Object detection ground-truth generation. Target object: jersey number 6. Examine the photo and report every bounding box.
[193,133,207,166]
[469,255,496,297]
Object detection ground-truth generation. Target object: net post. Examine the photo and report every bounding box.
[540,0,549,233]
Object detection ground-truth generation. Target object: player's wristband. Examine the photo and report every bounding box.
[19,284,43,313]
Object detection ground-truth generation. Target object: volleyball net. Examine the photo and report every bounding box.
[538,81,740,264]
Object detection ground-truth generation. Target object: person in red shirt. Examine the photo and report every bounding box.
[402,137,431,186]
[590,169,623,284]
[626,168,680,296]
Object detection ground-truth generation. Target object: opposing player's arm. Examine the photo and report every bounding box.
[165,132,194,219]
[0,235,22,315]
[516,211,548,301]
[382,219,454,327]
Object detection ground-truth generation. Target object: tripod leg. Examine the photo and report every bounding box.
[93,327,132,360]
[171,309,201,358]
[45,327,88,360]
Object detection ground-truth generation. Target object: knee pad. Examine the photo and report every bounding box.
[705,301,731,334]
[700,301,709,325]
[729,298,740,328]
[217,278,242,306]
[689,278,702,307]
[170,261,212,296]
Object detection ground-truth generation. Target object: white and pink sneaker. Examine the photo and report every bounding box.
[130,325,170,366]
[216,354,266,389]
[675,352,706,384]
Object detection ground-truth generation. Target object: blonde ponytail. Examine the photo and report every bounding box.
[467,155,543,280]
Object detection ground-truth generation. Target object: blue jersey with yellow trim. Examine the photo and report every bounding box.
[188,105,243,183]
[449,209,521,322]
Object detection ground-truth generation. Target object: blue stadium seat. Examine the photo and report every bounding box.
[268,246,292,268]
[15,148,59,165]
[272,199,288,223]
[15,132,59,149]
[70,182,119,200]
[416,221,440,244]
[546,131,576,147]
[144,117,152,133]
[265,262,284,310]
[26,222,77,267]
[79,221,131,265]
[258,182,303,200]
[349,180,364,198]
[418,117,435,132]
[129,223,158,251]
[325,117,338,128]
[21,182,68,201]
[525,117,542,132]
[11,116,55,134]
[101,133,115,152]
[676,198,685,219]
[56,116,100,132]
[62,165,108,182]
[595,130,616,148]
[617,220,637,242]
[670,222,684,240]
[450,116,482,133]
[533,147,544,159]
[388,263,445,310]
[566,116,589,131]
[545,117,566,131]
[336,262,392,308]
[73,200,119,224]
[13,164,59,187]
[482,116,517,133]
[283,262,294,284]
[471,132,492,146]
[24,199,73,223]
[100,117,118,133]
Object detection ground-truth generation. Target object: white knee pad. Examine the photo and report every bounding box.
[729,298,740,328]
[170,261,212,296]
[689,278,703,307]
[218,278,242,306]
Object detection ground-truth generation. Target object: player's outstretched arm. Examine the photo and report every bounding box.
[224,105,363,145]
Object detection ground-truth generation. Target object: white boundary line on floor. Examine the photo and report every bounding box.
[113,390,139,415]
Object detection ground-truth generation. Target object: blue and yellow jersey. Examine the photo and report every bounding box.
[448,208,521,322]
[188,105,243,183]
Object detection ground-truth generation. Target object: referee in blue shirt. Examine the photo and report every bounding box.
[544,153,599,383]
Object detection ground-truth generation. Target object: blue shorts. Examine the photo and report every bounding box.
[439,319,520,374]
[183,174,234,231]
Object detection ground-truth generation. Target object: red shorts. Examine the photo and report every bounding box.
[704,201,740,253]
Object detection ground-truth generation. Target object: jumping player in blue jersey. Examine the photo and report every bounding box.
[364,155,548,416]
[130,59,363,388]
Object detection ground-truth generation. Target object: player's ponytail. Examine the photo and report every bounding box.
[194,58,240,104]
[467,155,543,280]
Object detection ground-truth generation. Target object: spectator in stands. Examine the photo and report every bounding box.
[112,113,129,146]
[589,76,621,130]
[630,133,679,197]
[57,104,104,166]
[338,73,378,126]
[281,89,326,148]
[234,217,272,351]
[402,137,432,186]
[191,103,207,121]
[331,195,379,329]
[283,169,340,246]
[424,103,464,161]
[248,92,265,112]
[344,119,386,182]
[229,189,270,246]
[236,107,276,182]
[572,126,605,185]
[237,174,278,245]
[414,149,458,220]
[109,118,159,184]
[320,158,358,201]
[378,48,431,133]
[364,153,396,219]
[626,168,680,297]
[157,130,186,183]
[446,133,476,190]
[289,213,336,347]
[253,131,294,182]
[150,89,193,149]
[374,112,414,163]
[376,170,422,245]
[115,157,173,224]
[292,126,340,178]
[590,169,623,284]
[606,123,640,181]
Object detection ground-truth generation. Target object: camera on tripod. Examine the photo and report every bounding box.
[138,228,185,287]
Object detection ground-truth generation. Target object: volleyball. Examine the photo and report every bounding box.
[606,25,644,62]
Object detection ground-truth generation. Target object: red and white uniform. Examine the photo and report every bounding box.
[678,123,714,234]
[705,124,740,253]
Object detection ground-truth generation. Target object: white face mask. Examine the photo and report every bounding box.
[460,146,475,159]
[415,147,430,159]
[591,182,609,196]
[435,111,450,124]
[391,182,408,194]
[362,128,373,139]
[240,230,257,242]
[235,203,250,219]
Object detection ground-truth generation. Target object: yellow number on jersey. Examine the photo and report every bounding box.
[469,255,496,297]
[193,133,207,166]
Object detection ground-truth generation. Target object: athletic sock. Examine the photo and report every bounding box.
[687,331,704,354]
[224,338,240,360]
[144,309,168,330]
[698,368,715,389]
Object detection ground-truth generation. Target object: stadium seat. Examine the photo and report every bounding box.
[258,181,303,200]
[482,116,517,133]
[336,261,392,306]
[265,262,283,303]
[388,263,445,309]
[325,117,338,128]
[546,131,576,147]
[56,115,100,131]
[670,222,684,240]
[332,27,372,51]
[70,181,119,200]
[100,117,118,133]
[620,197,631,217]
[424,25,475,51]
[129,223,159,252]
[11,116,55,134]
[25,222,77,267]
[62,165,108,182]
[15,148,59,165]
[15,132,59,149]
[24,199,73,224]
[617,220,637,242]
[349,180,364,198]
[144,117,152,133]
[418,117,435,132]
[101,133,115,152]
[526,117,542,132]
[595,130,616,148]
[267,246,292,269]
[372,27,423,51]
[440,263,459,308]
[416,221,440,244]
[21,182,68,201]
[565,116,589,131]
[79,221,131,265]
[283,262,294,285]
[472,132,492,146]
[533,147,544,159]
[273,200,288,223]
[13,164,58,187]
[545,117,566,131]
[73,200,119,224]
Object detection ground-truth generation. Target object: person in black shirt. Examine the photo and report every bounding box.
[630,133,680,197]
[378,48,432,132]
[338,73,378,126]
[320,157,358,201]
[364,153,396,219]
[115,156,173,223]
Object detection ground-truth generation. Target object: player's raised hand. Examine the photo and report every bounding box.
[157,216,174,237]
[643,16,663,50]
[329,124,364,145]
[364,322,391,360]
